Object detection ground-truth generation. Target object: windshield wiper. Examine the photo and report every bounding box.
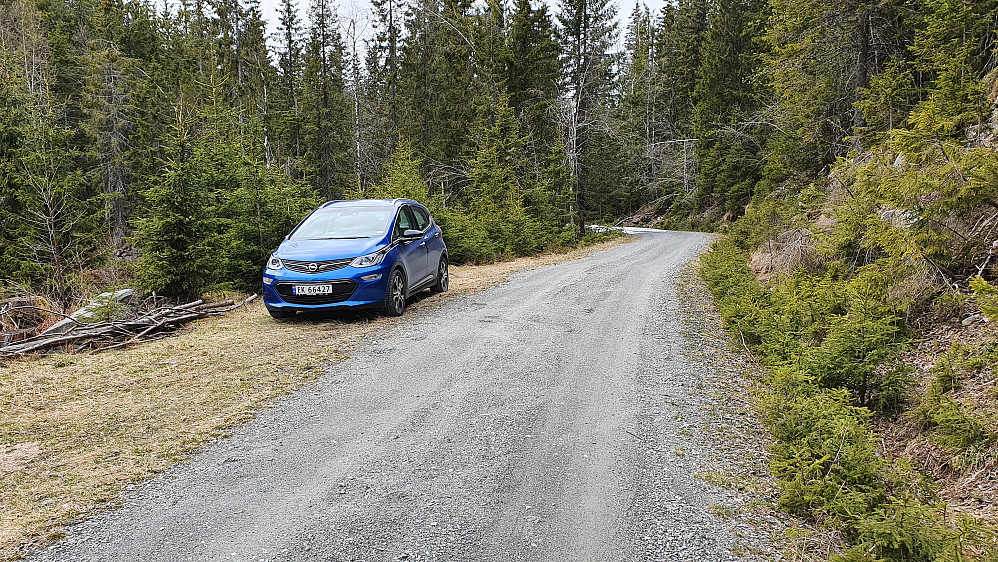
[310,236,370,240]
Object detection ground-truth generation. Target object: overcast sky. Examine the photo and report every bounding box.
[254,0,672,51]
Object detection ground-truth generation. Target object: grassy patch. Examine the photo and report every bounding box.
[0,305,355,559]
[0,238,628,560]
[710,503,735,519]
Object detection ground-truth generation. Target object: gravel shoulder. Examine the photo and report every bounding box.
[29,231,790,561]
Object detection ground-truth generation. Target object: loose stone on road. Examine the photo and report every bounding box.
[32,231,786,561]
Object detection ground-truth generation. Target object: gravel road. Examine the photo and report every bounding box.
[32,231,786,561]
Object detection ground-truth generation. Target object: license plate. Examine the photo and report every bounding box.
[293,284,333,296]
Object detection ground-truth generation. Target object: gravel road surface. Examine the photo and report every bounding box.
[32,231,785,561]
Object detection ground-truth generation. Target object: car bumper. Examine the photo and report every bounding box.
[261,264,391,311]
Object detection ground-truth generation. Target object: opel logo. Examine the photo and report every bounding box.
[308,263,318,272]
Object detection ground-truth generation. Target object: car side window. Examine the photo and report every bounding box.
[411,206,431,231]
[393,207,417,240]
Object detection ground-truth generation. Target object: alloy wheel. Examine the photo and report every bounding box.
[388,271,406,315]
[438,261,448,291]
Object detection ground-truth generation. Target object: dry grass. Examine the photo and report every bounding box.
[748,229,821,281]
[0,238,628,560]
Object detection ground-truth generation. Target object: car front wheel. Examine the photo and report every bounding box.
[383,269,407,316]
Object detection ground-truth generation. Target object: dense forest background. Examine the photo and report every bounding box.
[4,0,998,556]
[0,0,996,304]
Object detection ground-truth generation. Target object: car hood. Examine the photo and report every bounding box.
[275,237,386,261]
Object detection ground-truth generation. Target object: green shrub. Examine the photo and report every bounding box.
[762,369,887,525]
[971,276,998,321]
[835,500,998,562]
[699,234,998,560]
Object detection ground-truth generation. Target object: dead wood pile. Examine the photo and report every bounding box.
[0,294,257,358]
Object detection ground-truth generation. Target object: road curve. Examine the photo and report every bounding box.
[32,231,773,561]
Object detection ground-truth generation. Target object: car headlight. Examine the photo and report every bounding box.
[267,255,284,270]
[350,248,388,268]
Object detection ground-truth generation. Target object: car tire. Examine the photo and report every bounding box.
[382,269,407,317]
[430,257,449,293]
[268,308,295,320]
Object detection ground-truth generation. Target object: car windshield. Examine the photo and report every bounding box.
[290,207,393,240]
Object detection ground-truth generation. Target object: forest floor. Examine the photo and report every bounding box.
[0,238,628,560]
[874,316,998,525]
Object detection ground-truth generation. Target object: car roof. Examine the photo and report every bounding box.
[319,198,422,210]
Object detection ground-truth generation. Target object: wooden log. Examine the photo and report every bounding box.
[195,300,235,311]
[211,294,259,313]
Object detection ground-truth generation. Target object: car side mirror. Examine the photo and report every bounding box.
[402,229,422,241]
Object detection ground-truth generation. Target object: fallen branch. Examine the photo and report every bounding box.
[0,295,259,359]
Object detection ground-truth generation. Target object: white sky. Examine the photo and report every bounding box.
[255,0,672,51]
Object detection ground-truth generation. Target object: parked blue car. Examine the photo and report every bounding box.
[262,199,449,319]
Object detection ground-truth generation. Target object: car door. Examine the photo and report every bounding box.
[393,206,429,286]
[411,205,443,270]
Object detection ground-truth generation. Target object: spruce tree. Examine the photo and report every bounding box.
[763,0,911,186]
[274,0,305,178]
[0,73,30,288]
[301,0,353,198]
[654,0,708,136]
[505,0,561,148]
[81,0,140,248]
[468,96,536,258]
[691,0,768,216]
[557,0,618,227]
[398,0,478,169]
[618,4,660,206]
[358,0,405,188]
[135,103,218,300]
[17,107,99,305]
[909,0,998,136]
[368,0,402,133]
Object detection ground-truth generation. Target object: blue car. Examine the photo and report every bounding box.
[262,199,449,319]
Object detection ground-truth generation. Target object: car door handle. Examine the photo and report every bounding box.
[419,241,426,247]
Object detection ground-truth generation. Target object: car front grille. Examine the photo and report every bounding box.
[283,258,353,274]
[275,280,358,305]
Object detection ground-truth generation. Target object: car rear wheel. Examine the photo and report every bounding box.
[430,257,449,293]
[382,269,407,317]
[268,308,295,320]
